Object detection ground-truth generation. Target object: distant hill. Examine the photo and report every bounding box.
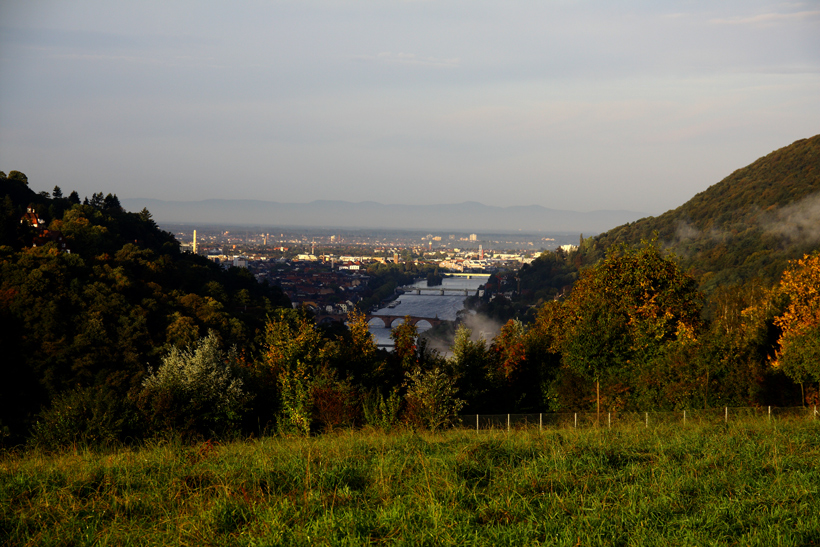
[582,135,820,291]
[119,198,647,234]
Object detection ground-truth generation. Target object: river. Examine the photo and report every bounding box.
[368,275,488,346]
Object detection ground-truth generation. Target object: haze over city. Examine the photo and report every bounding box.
[1,1,818,216]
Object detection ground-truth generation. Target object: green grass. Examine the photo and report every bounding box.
[2,420,819,546]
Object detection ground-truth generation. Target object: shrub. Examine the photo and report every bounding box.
[312,368,360,432]
[136,332,250,439]
[403,366,464,431]
[29,385,139,449]
[362,388,402,430]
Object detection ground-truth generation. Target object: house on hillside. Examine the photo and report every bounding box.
[21,206,71,253]
[20,206,45,229]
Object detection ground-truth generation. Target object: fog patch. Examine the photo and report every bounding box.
[764,192,820,243]
[675,220,701,241]
[460,311,504,344]
[418,309,505,358]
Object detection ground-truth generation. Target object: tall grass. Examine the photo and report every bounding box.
[2,419,819,546]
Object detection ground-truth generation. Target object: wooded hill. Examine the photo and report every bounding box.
[0,172,291,442]
[580,135,820,292]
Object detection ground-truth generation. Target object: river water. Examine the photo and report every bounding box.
[368,275,488,346]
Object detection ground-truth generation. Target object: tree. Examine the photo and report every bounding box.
[693,281,774,409]
[449,324,492,412]
[338,308,380,385]
[262,308,326,434]
[390,318,418,371]
[773,252,820,405]
[7,171,28,184]
[492,319,527,382]
[103,193,122,211]
[560,242,701,417]
[89,192,104,209]
[524,300,566,411]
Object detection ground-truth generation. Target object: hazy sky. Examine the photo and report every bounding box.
[1,1,818,215]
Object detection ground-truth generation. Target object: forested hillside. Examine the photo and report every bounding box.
[0,171,290,442]
[3,140,818,449]
[580,135,820,292]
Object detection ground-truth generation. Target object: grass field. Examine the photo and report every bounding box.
[2,418,819,546]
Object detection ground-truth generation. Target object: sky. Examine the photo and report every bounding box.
[1,1,818,216]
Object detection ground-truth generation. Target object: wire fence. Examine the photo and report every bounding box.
[455,405,819,432]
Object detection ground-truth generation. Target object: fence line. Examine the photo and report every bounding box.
[457,405,818,431]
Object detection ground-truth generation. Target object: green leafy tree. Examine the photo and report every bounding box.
[390,318,418,371]
[336,308,382,387]
[449,324,492,412]
[262,308,327,434]
[691,281,775,408]
[560,242,701,416]
[7,170,28,184]
[525,300,567,410]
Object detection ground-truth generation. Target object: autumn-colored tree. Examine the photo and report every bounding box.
[561,242,702,418]
[492,319,527,382]
[525,300,567,411]
[773,252,820,405]
[489,318,547,411]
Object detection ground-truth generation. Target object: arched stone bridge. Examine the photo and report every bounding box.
[314,313,445,329]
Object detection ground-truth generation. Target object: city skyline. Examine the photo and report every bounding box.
[1,1,818,216]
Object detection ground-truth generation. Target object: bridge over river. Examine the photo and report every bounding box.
[314,313,445,329]
[399,286,475,296]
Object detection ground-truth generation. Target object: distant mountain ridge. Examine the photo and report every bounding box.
[119,198,647,234]
[583,134,820,290]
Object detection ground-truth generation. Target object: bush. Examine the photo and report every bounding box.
[362,388,402,430]
[312,368,360,432]
[136,332,250,439]
[403,366,464,431]
[29,385,140,449]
